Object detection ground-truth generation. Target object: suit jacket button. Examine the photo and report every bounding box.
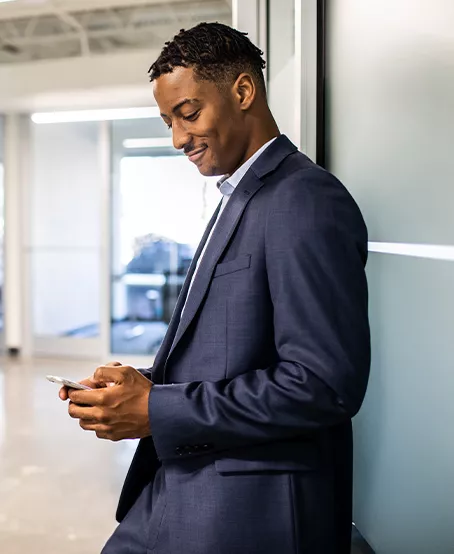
[175,446,184,456]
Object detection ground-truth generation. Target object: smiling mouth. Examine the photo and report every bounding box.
[187,147,207,163]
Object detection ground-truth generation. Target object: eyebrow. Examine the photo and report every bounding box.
[160,98,199,118]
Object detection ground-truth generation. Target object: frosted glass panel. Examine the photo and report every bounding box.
[326,0,454,245]
[30,123,101,249]
[355,254,454,553]
[30,122,101,339]
[32,250,100,336]
[326,1,454,552]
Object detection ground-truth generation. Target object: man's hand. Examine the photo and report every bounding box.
[62,362,153,442]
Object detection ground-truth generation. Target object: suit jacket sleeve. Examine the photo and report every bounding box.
[137,367,153,380]
[149,168,371,461]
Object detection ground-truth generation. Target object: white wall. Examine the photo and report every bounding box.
[29,122,102,336]
[326,2,454,553]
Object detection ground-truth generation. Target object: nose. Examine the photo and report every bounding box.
[172,120,191,151]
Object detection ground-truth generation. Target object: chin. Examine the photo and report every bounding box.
[197,164,224,178]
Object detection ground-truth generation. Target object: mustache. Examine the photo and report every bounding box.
[184,143,207,156]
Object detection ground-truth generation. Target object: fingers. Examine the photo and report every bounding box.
[93,363,133,385]
[78,421,122,442]
[68,403,99,421]
[67,386,108,406]
[64,362,148,442]
[79,420,107,433]
[59,376,106,402]
[60,363,125,400]
[80,376,107,390]
[67,367,129,405]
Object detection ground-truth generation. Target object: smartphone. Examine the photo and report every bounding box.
[46,375,92,390]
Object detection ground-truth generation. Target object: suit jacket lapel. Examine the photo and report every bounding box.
[165,171,266,364]
[157,134,298,377]
[151,201,222,381]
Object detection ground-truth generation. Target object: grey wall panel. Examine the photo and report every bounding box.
[326,1,454,552]
[355,254,454,553]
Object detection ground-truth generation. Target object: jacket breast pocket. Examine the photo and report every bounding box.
[213,254,251,278]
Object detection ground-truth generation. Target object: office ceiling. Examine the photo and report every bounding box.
[0,0,231,64]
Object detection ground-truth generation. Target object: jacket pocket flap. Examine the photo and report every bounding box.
[215,442,317,474]
[214,254,251,278]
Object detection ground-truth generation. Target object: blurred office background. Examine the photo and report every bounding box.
[0,1,452,553]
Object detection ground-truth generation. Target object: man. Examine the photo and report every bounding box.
[61,22,370,554]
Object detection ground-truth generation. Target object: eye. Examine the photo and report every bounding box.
[183,110,200,122]
[161,117,172,129]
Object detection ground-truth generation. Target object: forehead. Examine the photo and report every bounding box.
[153,66,220,111]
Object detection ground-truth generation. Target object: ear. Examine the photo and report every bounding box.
[232,73,256,111]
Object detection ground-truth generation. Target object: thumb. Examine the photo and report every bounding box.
[93,364,125,385]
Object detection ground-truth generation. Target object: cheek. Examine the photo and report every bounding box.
[199,120,221,142]
[208,122,235,153]
[198,105,231,141]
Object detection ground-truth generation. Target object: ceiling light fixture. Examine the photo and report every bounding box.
[31,107,161,124]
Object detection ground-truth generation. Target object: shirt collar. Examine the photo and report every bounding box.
[217,137,278,197]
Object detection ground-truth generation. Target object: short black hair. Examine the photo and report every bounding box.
[149,22,266,93]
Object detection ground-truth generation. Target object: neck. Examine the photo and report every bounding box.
[236,110,280,171]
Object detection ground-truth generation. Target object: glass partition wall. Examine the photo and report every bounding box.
[21,4,233,360]
[27,111,223,360]
[27,121,103,358]
[18,2,323,362]
[109,118,220,356]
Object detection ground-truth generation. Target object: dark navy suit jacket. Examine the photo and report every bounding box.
[117,135,370,553]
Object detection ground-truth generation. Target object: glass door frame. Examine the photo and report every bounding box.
[102,120,160,368]
[265,0,326,164]
[17,116,156,365]
[295,0,326,166]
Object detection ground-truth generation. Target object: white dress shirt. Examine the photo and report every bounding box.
[182,137,277,313]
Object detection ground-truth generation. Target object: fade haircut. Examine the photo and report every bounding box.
[149,22,267,93]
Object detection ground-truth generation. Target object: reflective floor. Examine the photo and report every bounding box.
[0,356,374,554]
[0,356,136,554]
